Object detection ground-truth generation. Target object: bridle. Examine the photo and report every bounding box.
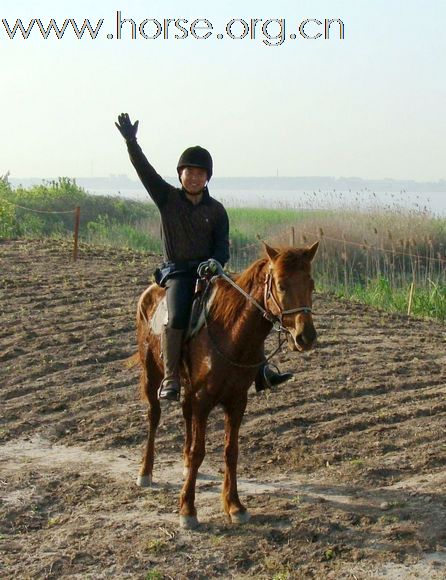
[201,265,314,368]
[207,266,313,334]
[263,267,313,331]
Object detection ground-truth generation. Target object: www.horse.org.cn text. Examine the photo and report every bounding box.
[1,14,345,46]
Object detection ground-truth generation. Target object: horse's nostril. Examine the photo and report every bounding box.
[299,327,317,347]
[305,327,317,343]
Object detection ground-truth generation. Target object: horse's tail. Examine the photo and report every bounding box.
[124,349,150,402]
[136,286,153,328]
[134,283,164,402]
[122,288,153,373]
[124,352,140,369]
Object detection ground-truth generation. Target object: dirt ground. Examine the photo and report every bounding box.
[1,238,445,579]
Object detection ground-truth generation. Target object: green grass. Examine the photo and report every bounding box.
[323,278,446,321]
[1,174,445,321]
[0,175,159,248]
[145,570,163,580]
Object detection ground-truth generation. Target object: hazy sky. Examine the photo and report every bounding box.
[1,0,445,181]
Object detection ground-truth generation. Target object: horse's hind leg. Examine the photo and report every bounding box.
[222,397,250,524]
[137,352,162,487]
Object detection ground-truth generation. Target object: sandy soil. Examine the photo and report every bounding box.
[1,238,445,579]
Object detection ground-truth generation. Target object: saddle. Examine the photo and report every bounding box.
[149,283,216,340]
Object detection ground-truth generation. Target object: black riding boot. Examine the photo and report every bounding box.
[158,327,184,402]
[255,363,294,392]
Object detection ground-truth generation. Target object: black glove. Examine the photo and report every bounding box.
[197,259,223,278]
[115,113,139,141]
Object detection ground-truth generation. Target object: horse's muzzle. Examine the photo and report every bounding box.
[287,323,317,352]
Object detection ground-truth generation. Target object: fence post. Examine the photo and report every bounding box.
[73,206,81,261]
[407,280,415,317]
[342,234,348,296]
[290,226,295,247]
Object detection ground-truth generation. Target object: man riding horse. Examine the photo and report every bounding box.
[116,113,292,401]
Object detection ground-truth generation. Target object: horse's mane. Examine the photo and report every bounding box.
[210,257,268,327]
[210,247,312,328]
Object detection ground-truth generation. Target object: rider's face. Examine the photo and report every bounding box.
[180,167,208,195]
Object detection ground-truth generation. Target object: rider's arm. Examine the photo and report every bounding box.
[126,139,175,208]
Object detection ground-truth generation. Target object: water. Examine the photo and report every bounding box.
[92,187,446,216]
[213,189,446,216]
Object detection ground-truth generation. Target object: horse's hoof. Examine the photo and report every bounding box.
[136,474,152,487]
[230,510,250,525]
[179,515,199,530]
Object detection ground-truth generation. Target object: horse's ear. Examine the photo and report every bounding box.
[263,242,279,261]
[305,241,319,262]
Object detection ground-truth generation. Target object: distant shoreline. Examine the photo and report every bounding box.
[9,175,446,193]
[7,176,446,216]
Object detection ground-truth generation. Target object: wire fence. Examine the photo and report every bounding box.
[0,197,81,260]
[228,226,446,291]
[2,193,445,293]
[0,197,77,215]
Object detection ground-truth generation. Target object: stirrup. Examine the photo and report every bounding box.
[255,364,293,392]
[261,363,277,390]
[158,379,181,402]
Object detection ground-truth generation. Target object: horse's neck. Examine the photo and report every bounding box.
[235,283,272,345]
[213,263,272,358]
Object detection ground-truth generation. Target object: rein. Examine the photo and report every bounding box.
[203,282,286,369]
[215,270,284,331]
[219,267,313,332]
[201,266,312,369]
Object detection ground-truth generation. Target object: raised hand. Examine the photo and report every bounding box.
[115,113,139,141]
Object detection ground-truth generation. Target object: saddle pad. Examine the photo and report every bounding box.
[150,297,168,335]
[150,288,217,339]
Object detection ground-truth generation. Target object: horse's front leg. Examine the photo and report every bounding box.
[179,411,209,529]
[182,394,192,478]
[222,397,250,524]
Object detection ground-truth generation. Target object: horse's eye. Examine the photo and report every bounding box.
[277,283,286,293]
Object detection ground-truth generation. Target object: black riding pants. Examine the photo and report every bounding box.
[165,273,197,330]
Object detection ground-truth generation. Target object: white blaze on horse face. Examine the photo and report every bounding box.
[293,313,306,337]
[287,333,299,352]
[289,327,304,352]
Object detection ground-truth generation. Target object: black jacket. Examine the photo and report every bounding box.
[126,139,230,266]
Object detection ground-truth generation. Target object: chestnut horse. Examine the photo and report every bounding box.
[134,242,319,528]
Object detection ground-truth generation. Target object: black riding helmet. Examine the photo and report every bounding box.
[177,146,213,181]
